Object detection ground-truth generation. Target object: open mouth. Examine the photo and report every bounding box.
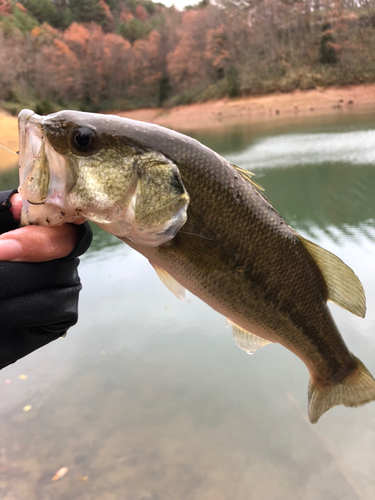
[18,109,43,170]
[17,109,81,227]
[18,110,49,206]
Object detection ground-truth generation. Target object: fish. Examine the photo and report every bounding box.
[17,108,375,424]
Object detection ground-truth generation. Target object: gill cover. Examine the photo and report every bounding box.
[95,151,190,247]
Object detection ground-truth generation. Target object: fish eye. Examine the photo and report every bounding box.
[71,127,98,155]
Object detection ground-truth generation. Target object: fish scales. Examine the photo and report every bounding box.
[122,133,354,382]
[17,109,375,423]
[106,119,351,371]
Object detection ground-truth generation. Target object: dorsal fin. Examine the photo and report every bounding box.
[298,235,366,318]
[150,263,185,300]
[228,319,271,354]
[231,164,265,192]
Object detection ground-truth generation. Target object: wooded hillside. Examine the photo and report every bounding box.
[1,0,375,114]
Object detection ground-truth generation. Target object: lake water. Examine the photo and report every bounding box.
[1,112,375,500]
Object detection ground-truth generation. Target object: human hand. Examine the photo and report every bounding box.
[0,193,86,262]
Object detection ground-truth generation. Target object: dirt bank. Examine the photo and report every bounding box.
[2,83,375,171]
[0,113,18,171]
[118,84,375,131]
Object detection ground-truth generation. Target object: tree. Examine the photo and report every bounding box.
[132,30,163,103]
[19,0,60,27]
[68,0,111,28]
[167,9,213,92]
[38,38,80,100]
[102,32,133,100]
[205,24,230,80]
[320,23,338,64]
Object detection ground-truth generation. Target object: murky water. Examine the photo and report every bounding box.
[1,113,375,500]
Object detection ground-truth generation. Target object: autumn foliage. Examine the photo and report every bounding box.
[1,0,375,113]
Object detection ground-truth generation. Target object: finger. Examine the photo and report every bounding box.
[9,193,22,221]
[0,224,81,262]
[72,217,86,225]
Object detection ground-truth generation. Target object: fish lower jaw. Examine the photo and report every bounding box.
[21,202,84,226]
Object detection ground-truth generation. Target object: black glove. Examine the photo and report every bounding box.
[0,189,93,369]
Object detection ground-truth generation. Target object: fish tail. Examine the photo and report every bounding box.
[308,355,375,424]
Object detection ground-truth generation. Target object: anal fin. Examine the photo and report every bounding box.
[150,263,185,300]
[228,319,271,355]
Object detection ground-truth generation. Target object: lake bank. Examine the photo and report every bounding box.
[2,83,375,171]
[118,84,375,132]
[0,113,19,171]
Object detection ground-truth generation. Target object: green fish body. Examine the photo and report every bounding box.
[17,109,375,423]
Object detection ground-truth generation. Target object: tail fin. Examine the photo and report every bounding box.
[308,355,375,424]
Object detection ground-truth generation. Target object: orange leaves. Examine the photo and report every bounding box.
[205,25,230,70]
[0,0,11,15]
[99,0,113,24]
[15,3,27,14]
[167,32,203,91]
[132,30,162,96]
[134,30,160,62]
[120,8,134,23]
[0,0,226,109]
[64,22,90,47]
[135,5,149,23]
[38,36,80,99]
[31,26,41,38]
[103,32,131,55]
[53,39,76,59]
[166,6,222,91]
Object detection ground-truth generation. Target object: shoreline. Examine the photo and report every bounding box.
[118,84,375,132]
[2,83,375,171]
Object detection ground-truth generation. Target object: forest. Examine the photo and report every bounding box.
[0,0,375,114]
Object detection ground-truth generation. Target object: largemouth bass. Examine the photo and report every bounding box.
[17,108,375,423]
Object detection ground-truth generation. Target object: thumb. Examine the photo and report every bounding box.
[0,224,81,262]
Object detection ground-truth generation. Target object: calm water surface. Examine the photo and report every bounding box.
[1,113,375,500]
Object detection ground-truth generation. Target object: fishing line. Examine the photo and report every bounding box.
[179,231,215,242]
[0,144,18,155]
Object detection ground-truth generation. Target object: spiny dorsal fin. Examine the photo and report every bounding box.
[298,235,366,318]
[228,319,271,354]
[150,263,185,300]
[231,164,265,192]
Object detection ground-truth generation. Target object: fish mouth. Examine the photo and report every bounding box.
[18,109,44,170]
[18,109,82,227]
[18,109,46,204]
[18,110,47,225]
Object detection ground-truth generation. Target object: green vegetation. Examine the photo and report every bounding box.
[0,0,375,113]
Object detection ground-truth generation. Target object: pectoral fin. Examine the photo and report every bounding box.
[228,319,271,354]
[150,263,185,300]
[298,235,366,318]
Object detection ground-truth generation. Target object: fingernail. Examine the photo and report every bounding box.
[0,240,22,261]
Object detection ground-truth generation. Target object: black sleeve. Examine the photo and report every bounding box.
[0,190,93,369]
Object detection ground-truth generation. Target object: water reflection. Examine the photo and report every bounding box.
[219,131,375,242]
[227,130,375,169]
[257,163,375,239]
[88,222,124,255]
[0,164,19,191]
[1,114,375,499]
